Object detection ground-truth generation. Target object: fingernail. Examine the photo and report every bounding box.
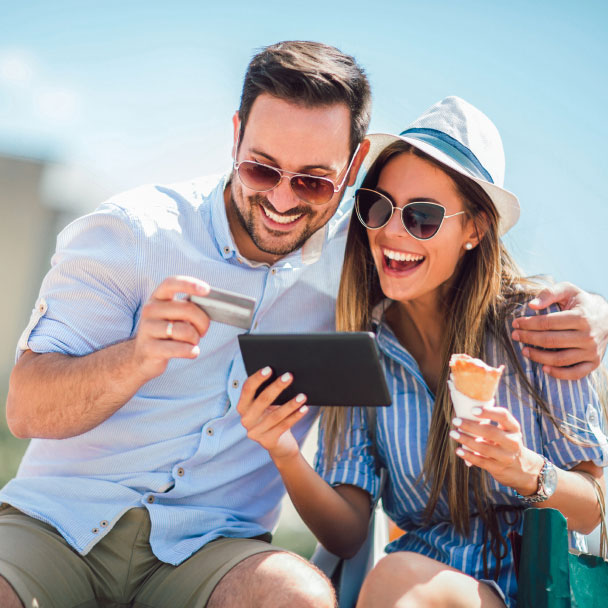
[522,347,530,356]
[198,282,210,294]
[511,319,519,329]
[452,417,462,427]
[281,373,292,383]
[464,460,472,467]
[449,430,461,440]
[472,407,483,416]
[455,448,465,456]
[299,406,308,414]
[530,298,541,307]
[295,393,306,403]
[191,346,200,356]
[261,366,272,377]
[511,330,520,341]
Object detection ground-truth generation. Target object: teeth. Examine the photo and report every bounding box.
[382,248,424,262]
[262,206,303,224]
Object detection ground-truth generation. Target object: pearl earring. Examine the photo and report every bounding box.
[465,242,473,250]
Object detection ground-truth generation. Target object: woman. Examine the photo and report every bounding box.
[237,96,607,607]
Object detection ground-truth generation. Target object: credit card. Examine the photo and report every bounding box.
[188,287,256,330]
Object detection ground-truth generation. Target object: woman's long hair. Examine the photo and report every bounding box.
[322,140,601,576]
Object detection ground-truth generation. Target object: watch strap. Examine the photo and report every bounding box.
[514,457,554,504]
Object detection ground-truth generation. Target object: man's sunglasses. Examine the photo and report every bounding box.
[233,143,360,206]
[355,188,465,240]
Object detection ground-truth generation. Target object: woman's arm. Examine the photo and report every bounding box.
[237,369,371,557]
[451,407,605,534]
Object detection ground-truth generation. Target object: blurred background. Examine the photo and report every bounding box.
[1,0,606,556]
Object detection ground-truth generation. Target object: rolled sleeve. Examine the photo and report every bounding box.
[314,407,379,500]
[17,202,140,360]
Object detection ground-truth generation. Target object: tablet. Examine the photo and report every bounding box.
[238,332,392,407]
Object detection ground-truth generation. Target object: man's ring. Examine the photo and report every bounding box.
[166,321,174,339]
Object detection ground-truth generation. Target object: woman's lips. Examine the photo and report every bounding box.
[381,247,425,275]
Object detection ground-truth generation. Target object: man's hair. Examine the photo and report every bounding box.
[238,40,371,154]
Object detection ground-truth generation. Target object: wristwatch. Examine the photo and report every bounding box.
[514,457,558,504]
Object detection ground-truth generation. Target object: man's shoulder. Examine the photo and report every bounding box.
[102,173,226,222]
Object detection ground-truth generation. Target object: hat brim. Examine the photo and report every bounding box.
[362,133,520,236]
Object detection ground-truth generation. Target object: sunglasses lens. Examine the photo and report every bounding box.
[356,190,392,228]
[237,161,281,191]
[291,175,335,205]
[403,203,445,239]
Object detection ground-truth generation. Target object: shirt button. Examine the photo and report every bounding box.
[223,246,231,255]
[271,268,277,275]
[92,527,99,534]
[232,379,239,389]
[206,427,214,436]
[176,467,185,477]
[146,495,155,504]
[100,520,109,528]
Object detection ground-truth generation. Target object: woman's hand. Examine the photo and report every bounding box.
[450,406,544,495]
[237,367,310,464]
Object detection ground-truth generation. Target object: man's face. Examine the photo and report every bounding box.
[227,93,361,264]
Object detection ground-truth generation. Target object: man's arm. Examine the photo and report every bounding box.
[512,282,608,380]
[6,276,210,439]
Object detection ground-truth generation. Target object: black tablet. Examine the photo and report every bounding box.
[238,332,391,407]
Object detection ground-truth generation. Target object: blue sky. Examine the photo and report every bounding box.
[1,0,606,295]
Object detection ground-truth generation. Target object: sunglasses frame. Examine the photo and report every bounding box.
[355,187,465,241]
[233,133,361,206]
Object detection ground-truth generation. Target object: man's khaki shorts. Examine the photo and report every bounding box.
[0,504,280,608]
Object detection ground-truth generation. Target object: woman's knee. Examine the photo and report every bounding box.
[357,552,439,607]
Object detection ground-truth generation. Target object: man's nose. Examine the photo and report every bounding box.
[266,176,302,213]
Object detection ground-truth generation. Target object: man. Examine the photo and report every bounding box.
[1,41,606,608]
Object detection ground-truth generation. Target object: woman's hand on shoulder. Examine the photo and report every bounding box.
[236,367,309,464]
[450,406,544,495]
[511,282,608,380]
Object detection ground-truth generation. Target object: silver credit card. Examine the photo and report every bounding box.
[188,287,256,330]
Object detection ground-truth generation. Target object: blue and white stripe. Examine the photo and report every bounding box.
[315,301,607,607]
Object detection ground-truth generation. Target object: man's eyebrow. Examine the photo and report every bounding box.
[249,148,336,173]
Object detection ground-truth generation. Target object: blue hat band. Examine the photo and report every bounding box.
[399,127,494,184]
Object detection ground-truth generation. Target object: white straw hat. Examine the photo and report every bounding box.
[363,96,520,235]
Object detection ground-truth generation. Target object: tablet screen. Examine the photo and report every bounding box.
[238,332,391,407]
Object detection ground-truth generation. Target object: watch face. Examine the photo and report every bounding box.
[542,463,558,497]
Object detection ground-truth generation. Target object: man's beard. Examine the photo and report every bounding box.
[230,190,317,257]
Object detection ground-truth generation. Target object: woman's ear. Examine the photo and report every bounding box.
[463,212,488,251]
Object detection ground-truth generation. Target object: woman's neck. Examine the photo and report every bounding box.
[385,290,446,394]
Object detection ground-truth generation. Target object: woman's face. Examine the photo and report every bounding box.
[367,152,478,305]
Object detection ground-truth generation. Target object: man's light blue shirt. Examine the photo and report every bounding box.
[0,173,352,565]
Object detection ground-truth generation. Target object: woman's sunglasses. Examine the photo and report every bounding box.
[233,144,360,206]
[355,188,465,240]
